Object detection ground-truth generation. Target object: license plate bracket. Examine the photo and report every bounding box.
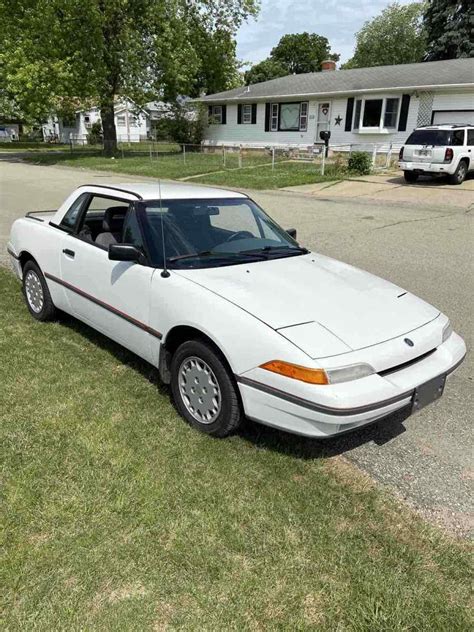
[412,374,446,413]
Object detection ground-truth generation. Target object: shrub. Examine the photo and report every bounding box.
[87,121,103,145]
[348,151,372,175]
[154,103,207,146]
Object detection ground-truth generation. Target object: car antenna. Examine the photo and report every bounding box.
[158,179,170,278]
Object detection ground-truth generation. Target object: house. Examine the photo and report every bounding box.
[42,98,151,143]
[197,58,474,150]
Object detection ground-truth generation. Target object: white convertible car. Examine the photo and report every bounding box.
[8,183,466,438]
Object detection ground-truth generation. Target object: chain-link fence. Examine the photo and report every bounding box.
[65,138,401,176]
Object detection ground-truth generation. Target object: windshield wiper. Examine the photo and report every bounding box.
[168,250,267,263]
[244,245,309,256]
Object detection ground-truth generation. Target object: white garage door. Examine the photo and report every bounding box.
[432,110,474,125]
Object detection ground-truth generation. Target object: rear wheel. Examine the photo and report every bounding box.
[22,260,57,321]
[170,339,243,437]
[448,160,467,185]
[404,171,419,183]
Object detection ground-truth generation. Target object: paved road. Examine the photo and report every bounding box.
[1,159,473,536]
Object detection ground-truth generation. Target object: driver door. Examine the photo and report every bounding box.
[59,194,159,365]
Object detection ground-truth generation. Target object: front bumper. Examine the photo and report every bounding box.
[399,161,455,175]
[237,332,466,438]
[7,244,22,279]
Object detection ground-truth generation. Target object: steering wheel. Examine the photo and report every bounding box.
[225,230,254,243]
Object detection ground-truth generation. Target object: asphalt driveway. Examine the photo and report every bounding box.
[1,159,473,537]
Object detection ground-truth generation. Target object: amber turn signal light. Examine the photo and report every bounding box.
[260,360,329,385]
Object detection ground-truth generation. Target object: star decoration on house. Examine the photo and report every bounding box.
[334,115,343,126]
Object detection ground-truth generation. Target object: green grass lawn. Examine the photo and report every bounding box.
[1,267,472,630]
[22,151,343,189]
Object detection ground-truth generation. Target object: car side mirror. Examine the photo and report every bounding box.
[108,243,142,262]
[286,228,297,239]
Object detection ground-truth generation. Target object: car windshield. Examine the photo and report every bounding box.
[405,129,464,146]
[141,197,307,269]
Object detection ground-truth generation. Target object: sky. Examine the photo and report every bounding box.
[236,0,417,67]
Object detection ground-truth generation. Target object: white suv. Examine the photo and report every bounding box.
[399,124,474,185]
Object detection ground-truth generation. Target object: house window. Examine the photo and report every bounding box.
[363,99,383,127]
[383,98,399,128]
[271,104,279,131]
[353,100,362,130]
[299,102,308,131]
[242,104,252,124]
[270,102,309,131]
[210,105,222,124]
[353,97,401,131]
[280,103,301,130]
[117,115,126,127]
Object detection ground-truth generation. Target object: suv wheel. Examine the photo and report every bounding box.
[448,161,467,185]
[404,171,418,183]
[170,339,243,438]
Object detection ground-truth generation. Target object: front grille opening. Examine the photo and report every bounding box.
[379,348,437,377]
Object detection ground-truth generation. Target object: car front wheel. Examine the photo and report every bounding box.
[448,161,467,185]
[22,260,57,321]
[170,339,243,437]
[404,171,418,183]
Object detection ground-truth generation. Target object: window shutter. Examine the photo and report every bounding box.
[237,104,242,124]
[265,103,270,132]
[398,94,410,131]
[345,98,354,131]
[251,103,257,124]
[222,105,227,125]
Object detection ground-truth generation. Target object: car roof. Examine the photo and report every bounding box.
[414,124,474,130]
[76,182,248,201]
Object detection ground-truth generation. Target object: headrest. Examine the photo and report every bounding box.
[103,206,128,233]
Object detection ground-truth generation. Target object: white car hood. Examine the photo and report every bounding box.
[176,253,439,353]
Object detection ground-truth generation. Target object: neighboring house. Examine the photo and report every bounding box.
[43,99,150,143]
[0,123,20,141]
[197,58,474,150]
[74,99,149,143]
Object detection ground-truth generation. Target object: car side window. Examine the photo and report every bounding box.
[122,210,145,249]
[452,130,465,146]
[60,193,89,230]
[467,130,474,145]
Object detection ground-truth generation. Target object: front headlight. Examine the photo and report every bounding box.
[442,320,452,343]
[326,363,375,384]
[260,360,375,385]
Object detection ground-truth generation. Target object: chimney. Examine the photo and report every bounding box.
[321,59,336,72]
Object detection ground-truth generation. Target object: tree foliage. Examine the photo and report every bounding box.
[0,0,259,152]
[244,58,288,85]
[245,32,339,85]
[423,0,474,60]
[343,2,426,69]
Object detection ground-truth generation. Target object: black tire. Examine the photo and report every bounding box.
[404,171,418,183]
[448,160,467,185]
[22,260,57,321]
[170,339,243,438]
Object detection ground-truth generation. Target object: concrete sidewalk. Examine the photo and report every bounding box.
[283,172,474,210]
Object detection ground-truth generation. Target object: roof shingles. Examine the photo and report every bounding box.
[198,59,474,103]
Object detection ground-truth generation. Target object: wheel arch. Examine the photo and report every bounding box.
[159,324,235,385]
[18,251,39,277]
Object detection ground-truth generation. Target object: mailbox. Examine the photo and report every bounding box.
[319,130,331,156]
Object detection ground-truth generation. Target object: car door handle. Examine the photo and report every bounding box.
[62,248,75,258]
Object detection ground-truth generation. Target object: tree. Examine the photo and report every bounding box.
[343,3,426,69]
[0,0,259,154]
[270,33,339,74]
[423,0,474,60]
[245,32,339,85]
[244,58,288,85]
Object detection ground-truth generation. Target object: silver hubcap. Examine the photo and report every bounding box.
[24,270,44,313]
[178,356,222,424]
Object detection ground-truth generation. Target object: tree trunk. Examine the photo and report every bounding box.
[100,95,117,156]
